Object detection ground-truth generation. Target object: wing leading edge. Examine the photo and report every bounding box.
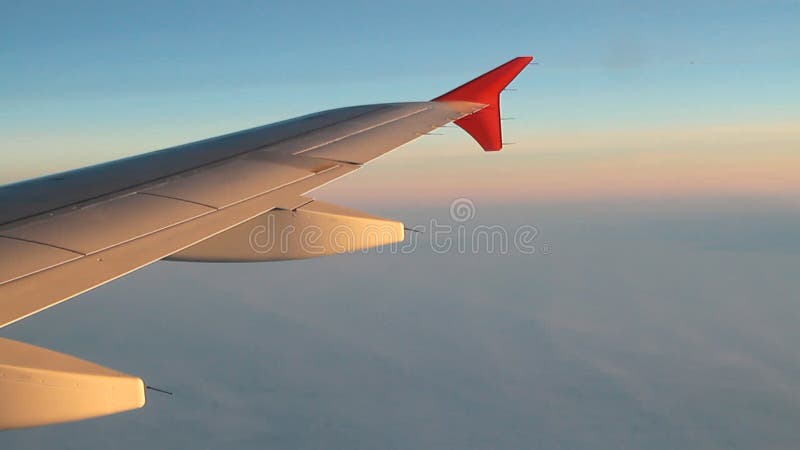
[0,57,533,429]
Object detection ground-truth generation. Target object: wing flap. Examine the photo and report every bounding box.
[2,194,214,255]
[142,158,315,208]
[0,237,82,285]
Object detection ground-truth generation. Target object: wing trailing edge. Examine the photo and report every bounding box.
[433,56,534,151]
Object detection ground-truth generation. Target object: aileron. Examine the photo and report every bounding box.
[304,101,483,164]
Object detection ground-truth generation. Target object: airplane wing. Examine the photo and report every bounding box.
[0,56,533,429]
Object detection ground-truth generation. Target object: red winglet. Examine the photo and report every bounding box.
[433,56,533,151]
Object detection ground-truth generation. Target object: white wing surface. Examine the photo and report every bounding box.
[0,57,533,429]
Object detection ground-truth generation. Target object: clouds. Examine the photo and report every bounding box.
[2,200,799,449]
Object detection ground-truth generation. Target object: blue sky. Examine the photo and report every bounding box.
[2,1,798,186]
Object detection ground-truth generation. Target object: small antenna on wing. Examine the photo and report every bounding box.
[146,385,174,396]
